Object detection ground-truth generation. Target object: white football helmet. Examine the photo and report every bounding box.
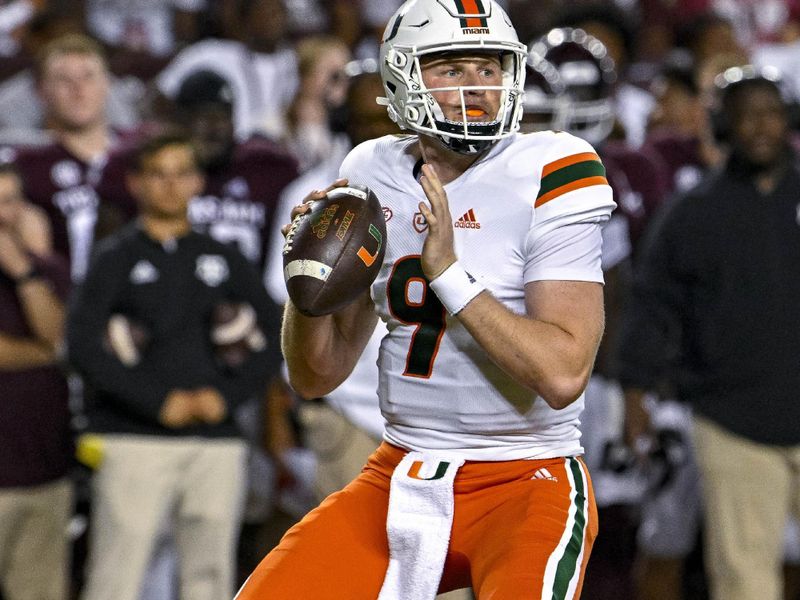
[526,28,617,145]
[520,54,565,133]
[378,0,527,154]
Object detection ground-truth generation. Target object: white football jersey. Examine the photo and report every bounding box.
[339,131,615,461]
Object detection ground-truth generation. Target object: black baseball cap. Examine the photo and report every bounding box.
[175,70,235,110]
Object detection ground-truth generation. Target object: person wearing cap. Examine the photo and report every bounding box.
[100,69,299,274]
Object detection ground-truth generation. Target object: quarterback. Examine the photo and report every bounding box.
[237,1,614,598]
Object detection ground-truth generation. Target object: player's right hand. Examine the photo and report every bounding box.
[418,164,456,280]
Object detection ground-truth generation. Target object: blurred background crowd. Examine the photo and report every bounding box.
[1,0,800,599]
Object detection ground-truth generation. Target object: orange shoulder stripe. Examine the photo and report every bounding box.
[542,152,601,178]
[534,176,608,208]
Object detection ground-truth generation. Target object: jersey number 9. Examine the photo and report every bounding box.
[387,256,446,378]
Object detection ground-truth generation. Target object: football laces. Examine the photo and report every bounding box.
[282,210,309,255]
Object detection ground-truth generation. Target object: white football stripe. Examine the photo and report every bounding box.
[284,259,332,282]
[336,186,367,200]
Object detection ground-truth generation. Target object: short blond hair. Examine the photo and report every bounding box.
[35,33,108,82]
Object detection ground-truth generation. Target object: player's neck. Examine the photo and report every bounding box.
[55,122,112,164]
[418,136,484,185]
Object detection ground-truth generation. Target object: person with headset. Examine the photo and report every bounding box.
[618,67,800,600]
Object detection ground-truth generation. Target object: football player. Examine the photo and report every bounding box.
[237,1,614,598]
[522,29,701,600]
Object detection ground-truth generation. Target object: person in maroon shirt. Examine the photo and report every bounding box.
[9,33,138,283]
[0,163,73,600]
[99,69,299,274]
[523,29,674,600]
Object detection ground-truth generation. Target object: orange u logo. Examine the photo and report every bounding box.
[407,461,450,480]
[357,224,382,267]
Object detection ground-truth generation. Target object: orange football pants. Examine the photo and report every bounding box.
[236,442,598,599]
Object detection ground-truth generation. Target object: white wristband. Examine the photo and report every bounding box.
[429,262,485,315]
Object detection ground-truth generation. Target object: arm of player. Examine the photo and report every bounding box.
[419,163,604,410]
[282,290,378,399]
[278,178,379,399]
[458,280,604,409]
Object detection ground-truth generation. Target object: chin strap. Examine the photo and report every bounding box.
[435,119,502,154]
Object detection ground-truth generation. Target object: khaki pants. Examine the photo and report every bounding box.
[0,477,73,600]
[693,416,800,600]
[300,401,383,501]
[80,435,246,600]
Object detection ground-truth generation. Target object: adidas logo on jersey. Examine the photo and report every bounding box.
[454,209,481,229]
[531,468,558,482]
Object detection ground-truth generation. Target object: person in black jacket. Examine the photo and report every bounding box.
[618,69,800,600]
[67,133,281,600]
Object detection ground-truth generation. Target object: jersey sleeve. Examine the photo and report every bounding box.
[524,132,616,283]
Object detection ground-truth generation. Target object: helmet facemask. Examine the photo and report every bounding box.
[383,46,525,154]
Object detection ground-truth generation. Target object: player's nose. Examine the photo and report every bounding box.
[463,70,486,92]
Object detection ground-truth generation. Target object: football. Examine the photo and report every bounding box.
[210,301,266,369]
[104,314,150,367]
[282,185,386,317]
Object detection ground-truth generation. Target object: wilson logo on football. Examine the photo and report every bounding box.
[454,209,481,229]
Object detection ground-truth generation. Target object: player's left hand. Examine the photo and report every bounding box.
[418,164,456,281]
